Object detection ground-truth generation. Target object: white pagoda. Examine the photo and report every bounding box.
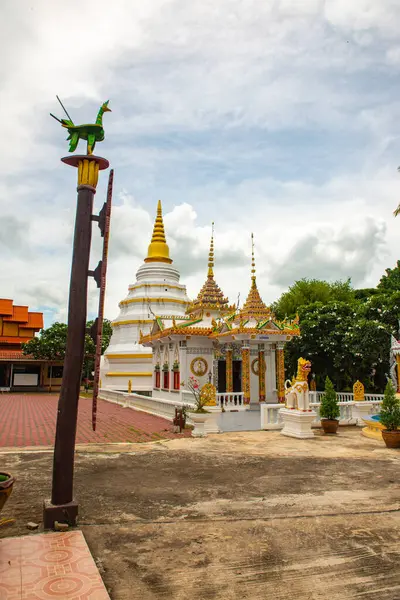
[100,201,190,392]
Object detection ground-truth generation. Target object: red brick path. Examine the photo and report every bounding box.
[0,394,190,448]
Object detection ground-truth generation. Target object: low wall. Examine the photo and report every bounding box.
[99,388,194,422]
[261,400,382,430]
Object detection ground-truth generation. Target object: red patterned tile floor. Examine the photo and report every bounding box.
[0,531,110,599]
[0,394,190,448]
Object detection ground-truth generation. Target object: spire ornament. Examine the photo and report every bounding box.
[238,233,271,321]
[145,200,172,264]
[187,222,230,314]
[208,222,215,278]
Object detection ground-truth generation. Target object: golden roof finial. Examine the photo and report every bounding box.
[251,232,256,285]
[186,221,229,315]
[144,200,172,264]
[208,222,215,278]
[237,233,271,321]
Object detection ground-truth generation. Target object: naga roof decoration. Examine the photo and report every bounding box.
[186,223,232,314]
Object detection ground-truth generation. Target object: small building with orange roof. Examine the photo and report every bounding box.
[0,299,63,391]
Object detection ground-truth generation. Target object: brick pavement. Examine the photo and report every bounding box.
[0,394,190,448]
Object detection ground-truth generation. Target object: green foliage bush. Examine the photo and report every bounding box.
[319,376,340,420]
[380,380,400,431]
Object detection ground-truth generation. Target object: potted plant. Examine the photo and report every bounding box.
[185,375,210,437]
[0,472,15,516]
[380,380,400,448]
[320,376,340,434]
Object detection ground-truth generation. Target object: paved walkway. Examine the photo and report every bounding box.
[0,394,189,447]
[0,530,110,599]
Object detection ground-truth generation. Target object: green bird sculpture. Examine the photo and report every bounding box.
[50,97,111,155]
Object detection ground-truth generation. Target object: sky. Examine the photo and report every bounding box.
[1,0,400,327]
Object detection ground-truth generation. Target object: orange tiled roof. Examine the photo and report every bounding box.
[3,305,29,323]
[0,299,43,333]
[19,312,44,329]
[0,299,13,316]
[0,350,25,359]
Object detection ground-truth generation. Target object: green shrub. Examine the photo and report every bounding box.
[319,376,340,420]
[380,380,400,431]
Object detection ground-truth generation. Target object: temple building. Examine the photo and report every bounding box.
[100,201,190,392]
[0,299,63,392]
[140,232,300,406]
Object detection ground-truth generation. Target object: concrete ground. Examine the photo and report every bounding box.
[1,428,400,600]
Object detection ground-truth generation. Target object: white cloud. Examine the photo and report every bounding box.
[1,0,400,326]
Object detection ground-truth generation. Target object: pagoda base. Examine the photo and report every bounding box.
[280,407,316,439]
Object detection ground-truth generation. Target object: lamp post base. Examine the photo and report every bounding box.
[43,499,78,530]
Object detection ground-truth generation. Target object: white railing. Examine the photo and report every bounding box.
[310,402,356,425]
[217,392,245,409]
[99,388,194,422]
[260,404,283,429]
[310,391,384,403]
[365,394,384,402]
[261,398,383,430]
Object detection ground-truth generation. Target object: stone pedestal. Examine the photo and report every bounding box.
[352,402,373,426]
[204,406,222,434]
[280,407,316,439]
[190,413,208,437]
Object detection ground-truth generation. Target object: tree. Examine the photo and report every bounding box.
[380,380,400,431]
[272,278,354,320]
[22,322,68,360]
[23,319,113,380]
[285,300,390,392]
[319,376,340,420]
[377,261,400,293]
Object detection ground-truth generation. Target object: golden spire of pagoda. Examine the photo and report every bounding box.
[208,222,214,277]
[187,222,229,314]
[144,200,172,264]
[251,232,256,285]
[239,233,271,320]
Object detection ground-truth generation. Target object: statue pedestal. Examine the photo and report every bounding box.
[280,408,316,439]
[204,406,222,434]
[352,402,372,426]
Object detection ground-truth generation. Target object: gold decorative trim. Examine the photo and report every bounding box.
[112,319,153,327]
[190,357,208,377]
[78,158,100,187]
[242,347,250,404]
[129,283,185,292]
[119,297,189,306]
[106,353,153,359]
[105,372,152,377]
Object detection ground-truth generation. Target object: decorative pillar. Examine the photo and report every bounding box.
[212,343,219,392]
[226,345,233,393]
[396,356,400,392]
[258,344,266,402]
[241,343,250,404]
[276,342,285,403]
[44,152,109,530]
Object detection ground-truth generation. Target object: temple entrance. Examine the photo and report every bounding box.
[233,360,241,392]
[217,360,242,393]
[0,364,8,387]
